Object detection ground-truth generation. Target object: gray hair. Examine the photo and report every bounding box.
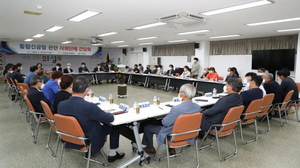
[262,72,273,79]
[44,69,53,75]
[227,78,243,92]
[179,83,196,99]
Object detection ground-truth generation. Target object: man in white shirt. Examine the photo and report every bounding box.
[243,72,266,96]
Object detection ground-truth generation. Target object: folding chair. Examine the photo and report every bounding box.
[24,95,47,143]
[54,114,108,168]
[199,105,244,161]
[40,100,60,157]
[287,82,300,122]
[154,113,202,168]
[273,90,294,127]
[17,83,29,113]
[9,78,18,102]
[240,99,264,144]
[257,94,275,134]
[20,86,30,122]
[4,75,14,99]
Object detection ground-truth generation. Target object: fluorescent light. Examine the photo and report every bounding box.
[276,28,300,32]
[167,39,189,43]
[24,39,33,42]
[33,34,45,38]
[68,10,101,22]
[136,36,158,40]
[247,17,300,26]
[45,26,64,32]
[209,34,241,39]
[201,0,272,16]
[61,41,72,44]
[97,32,118,37]
[92,43,103,46]
[176,30,211,35]
[132,22,167,30]
[110,41,125,44]
[117,45,129,47]
[138,43,154,45]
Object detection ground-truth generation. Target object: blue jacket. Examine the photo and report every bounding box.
[157,101,201,145]
[58,96,114,154]
[24,72,37,86]
[42,78,60,104]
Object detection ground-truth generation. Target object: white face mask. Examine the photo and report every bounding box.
[67,66,70,69]
[57,79,61,84]
[20,67,23,70]
[169,67,172,70]
[157,68,161,70]
[184,68,187,71]
[177,93,182,101]
[56,66,59,69]
[41,84,45,89]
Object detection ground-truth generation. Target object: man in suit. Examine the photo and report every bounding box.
[11,65,24,83]
[78,62,89,73]
[165,64,175,76]
[201,78,243,132]
[93,63,104,72]
[57,76,125,162]
[262,73,284,104]
[52,63,62,72]
[240,75,263,111]
[142,84,201,154]
[63,63,73,73]
[277,69,298,101]
[27,75,52,113]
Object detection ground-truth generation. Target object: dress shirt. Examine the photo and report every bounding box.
[42,78,60,104]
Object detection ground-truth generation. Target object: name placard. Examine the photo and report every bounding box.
[119,103,129,111]
[172,97,181,102]
[138,102,150,108]
[99,96,107,102]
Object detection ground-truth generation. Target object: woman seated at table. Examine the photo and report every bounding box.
[204,67,218,81]
[53,74,73,114]
[181,65,191,78]
[42,71,63,104]
[225,67,239,82]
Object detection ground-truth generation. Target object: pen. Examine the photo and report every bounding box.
[158,107,164,110]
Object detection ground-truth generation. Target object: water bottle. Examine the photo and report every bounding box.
[109,94,113,104]
[213,88,217,97]
[153,96,157,105]
[133,102,140,114]
[87,89,92,97]
[90,89,94,98]
[157,97,160,105]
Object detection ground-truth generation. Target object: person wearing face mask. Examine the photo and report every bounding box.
[11,65,24,83]
[133,64,140,73]
[180,65,191,78]
[138,63,144,73]
[262,73,284,104]
[27,75,53,114]
[142,84,201,154]
[40,69,52,84]
[53,75,73,114]
[200,67,209,79]
[93,63,104,72]
[277,69,298,102]
[225,67,239,82]
[143,65,152,74]
[156,65,163,75]
[78,62,90,73]
[165,64,175,76]
[151,65,158,74]
[24,65,39,87]
[16,63,27,76]
[42,71,63,104]
[200,78,243,133]
[204,67,219,81]
[243,72,266,96]
[63,63,73,73]
[125,66,133,73]
[191,57,200,78]
[52,63,62,72]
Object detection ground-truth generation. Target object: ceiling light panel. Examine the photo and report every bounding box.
[68,10,101,22]
[246,17,300,26]
[97,32,118,37]
[136,36,158,40]
[201,0,272,16]
[209,34,241,39]
[176,30,211,35]
[276,28,300,32]
[110,41,125,44]
[167,39,189,43]
[33,34,45,38]
[45,26,64,32]
[132,22,167,30]
[61,41,72,44]
[138,43,154,45]
[24,39,33,42]
[117,45,129,47]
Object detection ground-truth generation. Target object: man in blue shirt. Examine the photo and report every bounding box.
[142,83,201,154]
[24,65,39,86]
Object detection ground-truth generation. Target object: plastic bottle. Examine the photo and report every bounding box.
[133,102,139,114]
[109,94,113,104]
[213,88,217,97]
[157,97,160,105]
[153,96,157,105]
[87,89,92,97]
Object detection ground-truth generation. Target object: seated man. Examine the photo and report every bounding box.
[125,66,133,73]
[240,75,263,111]
[143,65,152,74]
[11,65,24,83]
[151,65,158,74]
[165,64,175,76]
[27,75,52,113]
[78,62,89,73]
[52,63,62,72]
[133,64,140,73]
[244,72,266,96]
[201,78,243,132]
[63,63,73,73]
[277,69,299,101]
[57,76,125,162]
[24,65,39,86]
[40,69,52,84]
[142,83,201,154]
[262,73,284,104]
[93,63,104,72]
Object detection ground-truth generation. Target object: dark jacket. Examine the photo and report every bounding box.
[58,96,114,154]
[240,88,263,111]
[78,67,89,73]
[280,77,299,100]
[53,90,72,114]
[166,69,175,76]
[52,67,62,72]
[63,68,73,73]
[27,87,52,113]
[11,72,24,83]
[93,67,104,72]
[263,80,284,104]
[201,93,243,131]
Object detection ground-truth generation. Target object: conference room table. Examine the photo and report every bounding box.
[70,72,118,84]
[85,94,221,167]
